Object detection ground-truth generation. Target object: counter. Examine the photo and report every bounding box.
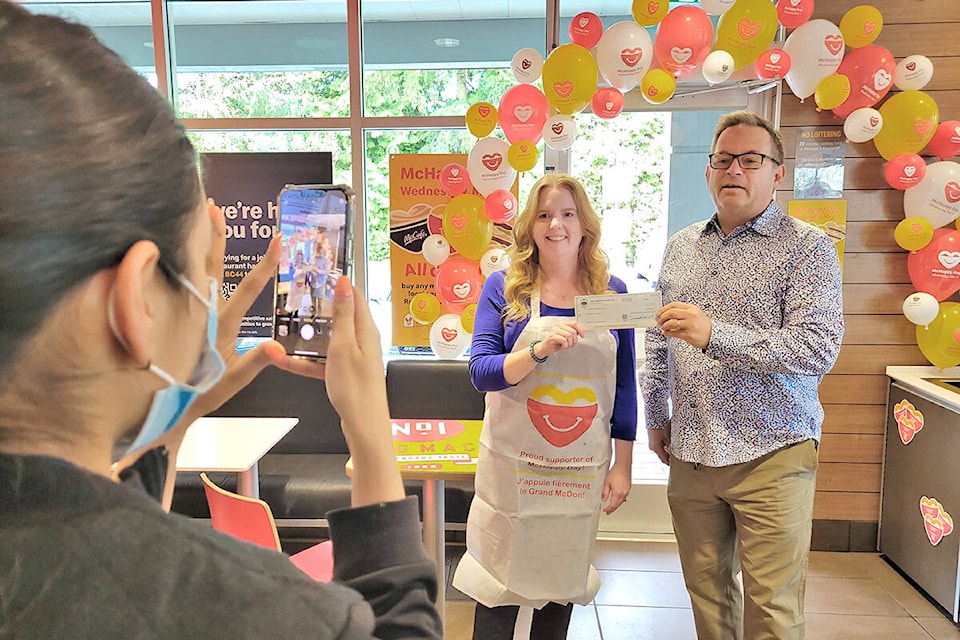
[881,365,960,621]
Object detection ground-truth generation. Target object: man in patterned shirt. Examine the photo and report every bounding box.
[641,111,844,640]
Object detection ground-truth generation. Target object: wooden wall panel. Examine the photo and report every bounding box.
[817,463,882,493]
[842,283,916,314]
[840,253,908,284]
[819,375,889,405]
[822,405,886,434]
[814,491,881,522]
[843,315,916,345]
[832,345,926,374]
[818,434,884,463]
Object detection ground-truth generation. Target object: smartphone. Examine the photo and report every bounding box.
[273,184,354,360]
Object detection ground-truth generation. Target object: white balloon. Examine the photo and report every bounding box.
[421,234,450,266]
[894,55,934,91]
[783,19,844,100]
[903,292,940,327]
[903,161,960,229]
[595,21,653,92]
[701,49,735,85]
[541,114,577,151]
[700,0,736,15]
[480,248,510,278]
[843,107,883,143]
[511,47,544,84]
[467,137,517,197]
[429,313,469,359]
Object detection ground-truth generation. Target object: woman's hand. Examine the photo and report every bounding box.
[602,440,633,515]
[537,320,585,358]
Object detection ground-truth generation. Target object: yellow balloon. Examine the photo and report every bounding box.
[442,194,493,261]
[541,44,598,115]
[465,102,498,138]
[714,0,779,70]
[814,74,851,111]
[873,90,939,161]
[894,216,935,252]
[410,292,441,325]
[916,302,960,369]
[507,140,539,172]
[640,68,676,105]
[631,0,669,27]
[460,303,478,334]
[839,4,883,49]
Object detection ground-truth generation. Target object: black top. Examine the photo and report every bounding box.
[0,452,441,639]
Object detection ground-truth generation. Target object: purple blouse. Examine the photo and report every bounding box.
[468,270,638,441]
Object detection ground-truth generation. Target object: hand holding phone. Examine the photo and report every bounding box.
[273,184,354,360]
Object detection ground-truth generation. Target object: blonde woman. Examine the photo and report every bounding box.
[453,173,637,639]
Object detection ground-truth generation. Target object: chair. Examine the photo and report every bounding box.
[200,472,334,582]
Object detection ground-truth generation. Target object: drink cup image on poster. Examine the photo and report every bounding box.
[273,184,354,360]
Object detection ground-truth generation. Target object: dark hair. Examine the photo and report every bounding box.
[712,111,784,165]
[0,2,202,375]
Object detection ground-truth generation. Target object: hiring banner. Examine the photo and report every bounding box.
[202,152,333,338]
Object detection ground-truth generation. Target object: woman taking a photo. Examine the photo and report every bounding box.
[0,4,440,638]
[453,174,637,639]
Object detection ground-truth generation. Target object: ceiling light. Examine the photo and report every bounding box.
[434,37,461,48]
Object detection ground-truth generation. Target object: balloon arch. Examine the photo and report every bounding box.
[417,0,960,368]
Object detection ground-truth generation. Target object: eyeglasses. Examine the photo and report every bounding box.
[708,152,781,170]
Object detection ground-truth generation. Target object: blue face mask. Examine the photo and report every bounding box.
[119,275,226,457]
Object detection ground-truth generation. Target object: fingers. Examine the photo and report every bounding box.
[205,199,227,284]
[189,340,276,418]
[218,235,283,345]
[264,339,327,380]
[328,276,357,355]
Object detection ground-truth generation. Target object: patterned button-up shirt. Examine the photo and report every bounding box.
[641,201,844,467]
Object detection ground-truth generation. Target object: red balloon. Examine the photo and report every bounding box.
[568,12,603,49]
[927,121,960,161]
[591,86,624,119]
[884,153,926,190]
[755,48,791,79]
[434,257,482,312]
[498,84,549,144]
[776,0,814,30]
[438,163,470,197]
[831,45,896,119]
[483,189,518,224]
[653,6,714,78]
[908,228,960,301]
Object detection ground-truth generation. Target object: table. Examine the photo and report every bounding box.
[346,417,481,629]
[176,416,299,498]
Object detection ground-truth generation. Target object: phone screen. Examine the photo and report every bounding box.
[274,185,353,359]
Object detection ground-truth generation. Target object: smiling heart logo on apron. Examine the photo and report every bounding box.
[526,385,598,448]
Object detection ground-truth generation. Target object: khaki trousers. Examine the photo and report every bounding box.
[668,440,818,640]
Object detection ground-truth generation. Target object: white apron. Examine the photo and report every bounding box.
[453,290,618,608]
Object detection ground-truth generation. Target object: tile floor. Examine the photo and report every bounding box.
[441,540,960,640]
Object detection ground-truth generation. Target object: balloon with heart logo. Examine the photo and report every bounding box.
[775,0,814,29]
[713,0,778,71]
[541,114,577,151]
[465,102,498,138]
[591,87,624,119]
[409,292,442,325]
[541,43,597,115]
[595,20,653,92]
[438,163,470,197]
[498,84,548,145]
[903,160,960,229]
[480,247,510,277]
[872,90,939,161]
[466,136,516,197]
[926,121,960,161]
[916,302,960,369]
[442,194,493,261]
[483,188,518,224]
[884,153,926,190]
[843,107,883,143]
[838,4,883,49]
[894,54,934,91]
[429,313,470,359]
[755,48,791,80]
[783,19,844,100]
[830,45,895,118]
[434,256,482,313]
[701,50,735,85]
[640,68,677,105]
[631,0,669,26]
[894,216,934,251]
[510,47,543,84]
[460,303,478,334]
[654,5,714,78]
[701,0,736,15]
[421,234,451,266]
[568,11,604,49]
[907,228,960,301]
[903,292,940,327]
[814,74,851,112]
[507,140,539,173]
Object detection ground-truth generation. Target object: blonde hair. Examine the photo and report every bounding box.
[502,173,610,323]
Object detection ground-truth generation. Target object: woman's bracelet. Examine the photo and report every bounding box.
[528,339,549,363]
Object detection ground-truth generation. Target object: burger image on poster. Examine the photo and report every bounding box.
[429,313,469,359]
[480,247,510,277]
[389,202,433,253]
